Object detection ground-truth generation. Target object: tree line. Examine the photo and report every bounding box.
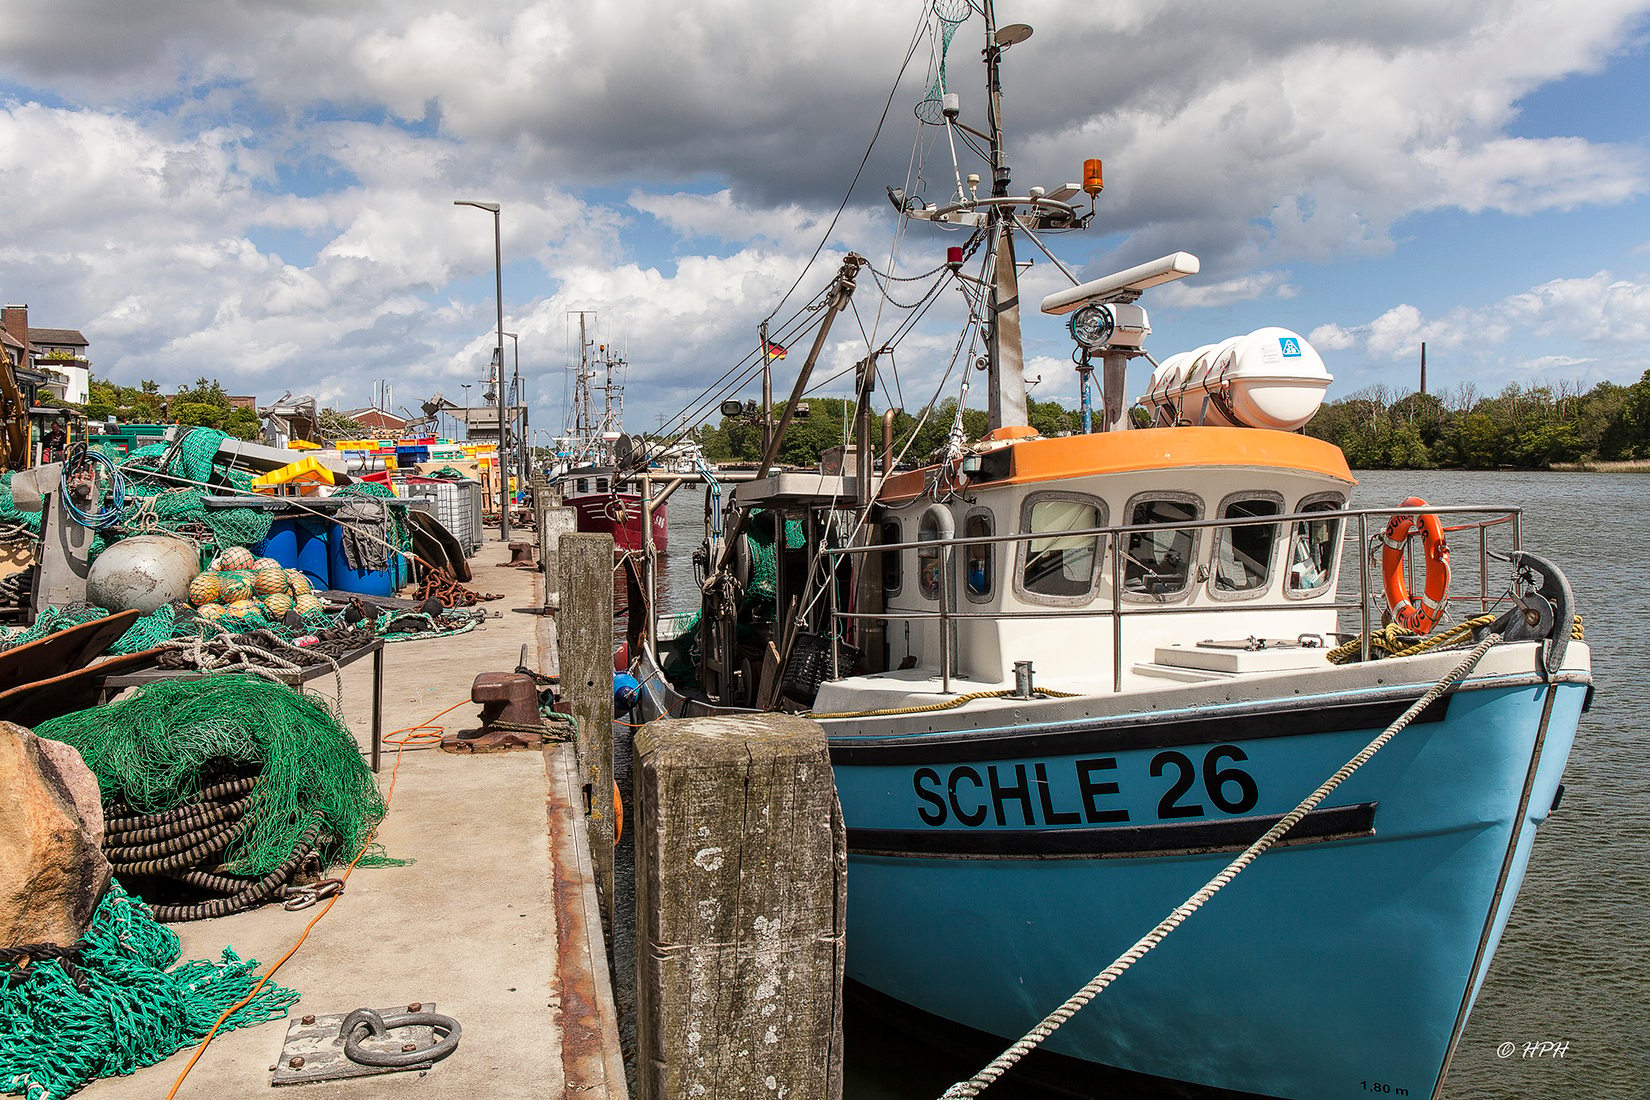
[694,396,1081,466]
[686,372,1650,471]
[1304,371,1650,468]
[77,377,364,441]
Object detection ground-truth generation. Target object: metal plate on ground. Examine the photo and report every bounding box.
[271,1002,437,1085]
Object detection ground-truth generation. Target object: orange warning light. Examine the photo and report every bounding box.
[1083,159,1104,196]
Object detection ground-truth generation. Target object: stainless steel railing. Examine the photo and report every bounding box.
[822,504,1522,693]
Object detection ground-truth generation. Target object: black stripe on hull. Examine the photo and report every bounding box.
[846,979,1289,1100]
[847,801,1377,859]
[829,693,1452,765]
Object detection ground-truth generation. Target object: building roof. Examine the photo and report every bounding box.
[27,328,88,347]
[0,329,24,351]
[343,407,412,428]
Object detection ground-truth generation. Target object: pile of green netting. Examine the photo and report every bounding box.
[0,596,479,658]
[37,675,386,875]
[0,600,338,657]
[0,881,296,1100]
[0,426,414,567]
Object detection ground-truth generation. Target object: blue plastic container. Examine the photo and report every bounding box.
[256,519,301,568]
[257,518,331,591]
[328,525,395,596]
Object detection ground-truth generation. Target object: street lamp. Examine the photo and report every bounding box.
[502,331,521,487]
[454,199,509,540]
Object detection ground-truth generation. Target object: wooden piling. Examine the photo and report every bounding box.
[634,713,846,1100]
[539,506,578,611]
[557,532,617,928]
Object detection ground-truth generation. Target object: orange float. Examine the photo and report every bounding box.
[1381,496,1450,633]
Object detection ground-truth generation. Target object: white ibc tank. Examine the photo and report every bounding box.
[1151,327,1331,431]
[86,535,201,615]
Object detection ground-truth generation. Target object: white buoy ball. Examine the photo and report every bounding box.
[86,536,202,615]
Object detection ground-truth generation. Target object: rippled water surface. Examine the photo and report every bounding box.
[657,470,1650,1098]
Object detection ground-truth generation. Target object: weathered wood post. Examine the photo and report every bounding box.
[539,507,578,612]
[557,532,616,926]
[634,713,846,1100]
[529,472,549,535]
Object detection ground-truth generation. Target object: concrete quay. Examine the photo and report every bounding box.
[83,538,627,1099]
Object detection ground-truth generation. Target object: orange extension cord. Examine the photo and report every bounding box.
[164,699,469,1099]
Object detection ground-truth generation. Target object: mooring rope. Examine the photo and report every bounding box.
[939,633,1502,1099]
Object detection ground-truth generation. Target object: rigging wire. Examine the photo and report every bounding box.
[652,292,829,442]
[761,10,930,325]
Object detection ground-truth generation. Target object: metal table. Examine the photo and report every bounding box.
[102,639,386,772]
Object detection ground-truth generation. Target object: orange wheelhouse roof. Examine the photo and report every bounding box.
[879,426,1354,502]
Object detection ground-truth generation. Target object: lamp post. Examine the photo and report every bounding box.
[454,199,509,540]
[502,330,523,487]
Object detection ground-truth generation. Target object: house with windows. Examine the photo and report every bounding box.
[1,304,91,405]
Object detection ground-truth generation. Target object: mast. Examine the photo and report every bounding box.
[571,311,595,464]
[983,0,1028,430]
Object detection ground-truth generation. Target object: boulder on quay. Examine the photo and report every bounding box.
[0,721,111,950]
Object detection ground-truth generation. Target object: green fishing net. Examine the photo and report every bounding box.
[332,481,412,557]
[0,601,341,657]
[663,511,805,687]
[36,675,385,875]
[0,881,296,1100]
[0,427,272,556]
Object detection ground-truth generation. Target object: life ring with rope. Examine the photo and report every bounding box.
[1381,496,1450,634]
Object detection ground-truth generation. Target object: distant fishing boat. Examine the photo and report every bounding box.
[631,4,1591,1097]
[551,315,667,555]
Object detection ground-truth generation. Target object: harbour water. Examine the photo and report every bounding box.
[657,468,1649,1098]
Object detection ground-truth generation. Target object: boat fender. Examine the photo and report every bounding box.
[1381,497,1450,634]
[614,671,641,715]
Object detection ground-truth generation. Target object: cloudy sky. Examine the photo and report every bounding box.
[2,0,1648,441]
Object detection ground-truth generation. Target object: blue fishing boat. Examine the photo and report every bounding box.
[633,5,1591,1096]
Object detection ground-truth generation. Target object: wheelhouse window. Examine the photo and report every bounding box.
[963,511,993,601]
[917,512,943,600]
[1018,494,1103,601]
[880,519,902,596]
[1286,497,1343,596]
[1211,494,1282,596]
[1122,495,1201,596]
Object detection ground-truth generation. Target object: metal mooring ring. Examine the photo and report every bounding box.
[340,1007,462,1067]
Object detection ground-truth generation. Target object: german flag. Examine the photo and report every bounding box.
[763,340,787,362]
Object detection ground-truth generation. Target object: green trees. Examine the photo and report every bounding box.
[689,371,1650,472]
[83,379,166,424]
[1306,374,1650,468]
[697,395,1063,468]
[77,376,264,440]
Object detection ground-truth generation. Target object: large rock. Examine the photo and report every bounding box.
[0,721,111,949]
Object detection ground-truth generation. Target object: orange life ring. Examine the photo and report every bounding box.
[1381,496,1450,634]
